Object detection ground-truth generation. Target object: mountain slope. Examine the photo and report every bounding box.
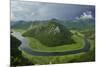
[23,20,75,47]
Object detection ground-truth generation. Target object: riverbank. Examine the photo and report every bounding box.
[11,31,95,65]
[12,31,90,56]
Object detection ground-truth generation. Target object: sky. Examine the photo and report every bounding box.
[11,1,95,21]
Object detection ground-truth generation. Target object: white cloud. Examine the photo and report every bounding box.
[11,1,94,21]
[76,11,93,20]
[11,1,48,20]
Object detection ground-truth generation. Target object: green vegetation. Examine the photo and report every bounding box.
[11,21,32,30]
[10,35,33,66]
[21,29,95,64]
[23,21,75,47]
[62,19,95,31]
[11,18,95,65]
[81,30,95,40]
[22,49,94,65]
[26,34,83,52]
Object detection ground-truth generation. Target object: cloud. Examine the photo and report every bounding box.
[11,1,47,20]
[76,11,93,20]
[11,1,95,21]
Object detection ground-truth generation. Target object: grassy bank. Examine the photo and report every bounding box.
[22,48,94,65]
[26,34,84,52]
[22,51,85,65]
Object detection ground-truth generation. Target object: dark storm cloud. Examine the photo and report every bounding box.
[11,1,95,21]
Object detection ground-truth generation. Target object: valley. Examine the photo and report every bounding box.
[11,19,95,65]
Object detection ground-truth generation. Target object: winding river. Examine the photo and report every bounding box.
[12,31,90,56]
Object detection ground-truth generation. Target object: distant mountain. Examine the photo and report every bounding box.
[61,19,95,31]
[23,19,74,47]
[11,18,95,32]
[11,20,48,30]
[11,20,32,30]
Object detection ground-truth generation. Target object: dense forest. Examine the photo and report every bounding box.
[23,20,75,47]
[10,35,33,66]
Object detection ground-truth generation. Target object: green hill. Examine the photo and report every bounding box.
[23,19,75,47]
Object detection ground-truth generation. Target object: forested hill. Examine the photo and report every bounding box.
[23,20,75,47]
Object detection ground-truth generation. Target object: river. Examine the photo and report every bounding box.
[12,31,90,56]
